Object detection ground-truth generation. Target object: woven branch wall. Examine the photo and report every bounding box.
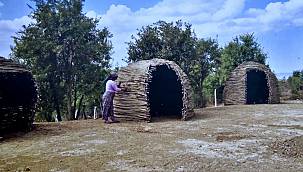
[114,59,194,121]
[0,57,38,133]
[224,61,280,105]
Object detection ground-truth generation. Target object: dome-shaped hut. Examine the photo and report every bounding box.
[224,61,280,105]
[114,59,194,122]
[0,57,37,133]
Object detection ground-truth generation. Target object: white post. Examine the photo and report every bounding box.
[55,115,58,122]
[214,89,217,107]
[93,106,97,119]
[74,109,78,119]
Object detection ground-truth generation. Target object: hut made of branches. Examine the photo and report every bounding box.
[224,61,280,105]
[114,59,194,122]
[0,57,38,133]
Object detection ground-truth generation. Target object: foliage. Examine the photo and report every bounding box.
[203,33,269,104]
[219,33,268,83]
[127,21,221,107]
[278,79,291,100]
[190,38,221,106]
[128,28,269,106]
[287,71,303,99]
[11,0,112,121]
[202,73,222,104]
[127,20,196,73]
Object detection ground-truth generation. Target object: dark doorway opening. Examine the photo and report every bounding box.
[246,70,269,104]
[0,73,35,107]
[147,65,183,120]
[0,72,36,130]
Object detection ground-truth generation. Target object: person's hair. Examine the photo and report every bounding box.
[104,73,118,83]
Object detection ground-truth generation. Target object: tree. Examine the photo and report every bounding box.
[287,71,303,99]
[127,20,196,74]
[190,38,221,106]
[127,21,221,107]
[11,0,112,121]
[202,33,268,105]
[219,33,268,82]
[127,25,162,62]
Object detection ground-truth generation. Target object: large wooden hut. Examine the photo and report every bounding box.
[0,57,38,133]
[114,59,194,122]
[224,61,280,105]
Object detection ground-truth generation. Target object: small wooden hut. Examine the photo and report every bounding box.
[114,59,194,122]
[0,57,38,133]
[224,61,280,105]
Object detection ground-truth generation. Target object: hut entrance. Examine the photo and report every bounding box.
[148,65,183,120]
[246,70,269,104]
[0,72,35,108]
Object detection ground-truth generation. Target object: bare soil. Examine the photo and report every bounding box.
[0,103,303,172]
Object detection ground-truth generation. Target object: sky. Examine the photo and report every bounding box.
[0,0,303,78]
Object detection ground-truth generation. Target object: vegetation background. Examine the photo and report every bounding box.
[10,0,303,122]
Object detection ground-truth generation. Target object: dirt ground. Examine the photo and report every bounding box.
[0,103,302,172]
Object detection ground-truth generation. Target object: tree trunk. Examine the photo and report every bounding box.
[73,75,77,117]
[83,105,87,119]
[49,73,63,121]
[44,112,53,122]
[76,95,84,120]
[66,80,73,120]
[54,97,62,121]
[66,50,74,120]
[53,83,62,121]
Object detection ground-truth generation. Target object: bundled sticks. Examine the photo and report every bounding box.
[224,61,280,105]
[0,57,38,133]
[114,58,194,122]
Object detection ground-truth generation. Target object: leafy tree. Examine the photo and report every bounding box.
[11,0,112,121]
[127,20,196,74]
[127,25,162,62]
[202,73,222,104]
[202,33,268,104]
[128,26,268,107]
[219,33,268,82]
[127,21,221,107]
[190,38,221,106]
[287,71,303,99]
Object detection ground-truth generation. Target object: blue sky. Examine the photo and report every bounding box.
[0,0,302,78]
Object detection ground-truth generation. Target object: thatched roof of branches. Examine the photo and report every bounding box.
[114,58,194,122]
[0,57,38,133]
[224,61,280,105]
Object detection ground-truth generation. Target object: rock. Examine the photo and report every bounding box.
[246,156,258,161]
[270,136,303,158]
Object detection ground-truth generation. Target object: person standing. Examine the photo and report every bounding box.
[101,73,121,124]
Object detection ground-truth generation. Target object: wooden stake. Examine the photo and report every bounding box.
[214,89,217,107]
